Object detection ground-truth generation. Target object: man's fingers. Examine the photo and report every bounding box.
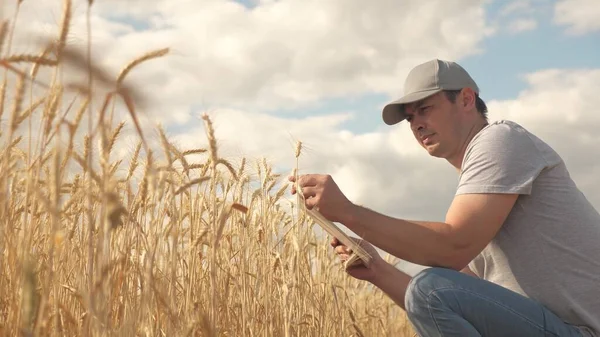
[289,174,318,196]
[305,197,321,210]
[334,245,352,255]
[294,174,318,188]
[331,237,353,254]
[338,253,351,262]
[301,186,317,199]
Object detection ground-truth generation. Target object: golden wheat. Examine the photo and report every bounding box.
[0,3,416,337]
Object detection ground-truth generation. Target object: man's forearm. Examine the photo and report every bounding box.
[369,261,413,310]
[370,264,478,311]
[343,204,465,269]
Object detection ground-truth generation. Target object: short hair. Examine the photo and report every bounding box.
[443,89,488,120]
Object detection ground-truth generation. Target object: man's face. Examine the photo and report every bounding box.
[403,91,463,159]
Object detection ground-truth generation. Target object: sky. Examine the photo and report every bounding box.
[3,0,600,275]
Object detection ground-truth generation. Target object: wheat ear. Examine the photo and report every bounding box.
[116,48,169,88]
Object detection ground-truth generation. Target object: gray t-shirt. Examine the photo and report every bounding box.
[457,120,600,336]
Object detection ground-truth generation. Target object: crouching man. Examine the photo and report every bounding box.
[290,59,600,336]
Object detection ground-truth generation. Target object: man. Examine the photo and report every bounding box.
[289,59,600,336]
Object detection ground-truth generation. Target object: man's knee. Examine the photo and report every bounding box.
[405,267,459,315]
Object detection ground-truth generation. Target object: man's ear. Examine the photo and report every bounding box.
[461,88,476,111]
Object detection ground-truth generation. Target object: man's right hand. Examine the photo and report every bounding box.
[330,237,383,282]
[332,236,414,311]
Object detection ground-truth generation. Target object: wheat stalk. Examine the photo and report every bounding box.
[0,21,9,55]
[116,48,169,88]
[0,7,418,336]
[0,55,57,65]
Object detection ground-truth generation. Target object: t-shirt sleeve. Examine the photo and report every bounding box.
[456,123,549,196]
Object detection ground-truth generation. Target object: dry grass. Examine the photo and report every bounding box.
[0,1,415,336]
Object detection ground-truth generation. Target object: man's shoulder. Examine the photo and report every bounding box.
[465,119,563,169]
[466,120,532,153]
[469,119,555,151]
[457,119,564,196]
[478,120,527,139]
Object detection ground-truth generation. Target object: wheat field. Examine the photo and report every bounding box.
[0,1,415,336]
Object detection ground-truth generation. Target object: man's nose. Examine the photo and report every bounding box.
[411,117,425,131]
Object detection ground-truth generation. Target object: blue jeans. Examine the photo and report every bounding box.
[405,268,585,337]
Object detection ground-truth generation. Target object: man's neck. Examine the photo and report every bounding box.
[449,119,489,171]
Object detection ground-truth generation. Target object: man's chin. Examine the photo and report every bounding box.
[424,145,442,157]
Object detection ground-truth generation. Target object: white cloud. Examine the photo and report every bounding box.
[554,0,600,35]
[5,0,491,125]
[499,0,534,17]
[507,18,538,33]
[171,109,355,169]
[494,0,543,34]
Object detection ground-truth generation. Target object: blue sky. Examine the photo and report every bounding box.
[469,0,600,99]
[11,0,599,215]
[226,0,599,134]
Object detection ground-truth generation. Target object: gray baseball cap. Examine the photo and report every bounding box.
[382,59,480,125]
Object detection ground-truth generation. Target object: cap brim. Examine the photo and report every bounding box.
[382,88,442,125]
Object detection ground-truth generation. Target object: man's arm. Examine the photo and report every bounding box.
[460,266,478,278]
[331,237,413,309]
[289,171,519,271]
[369,261,413,310]
[341,193,518,271]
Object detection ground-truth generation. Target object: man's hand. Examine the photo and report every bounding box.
[331,237,383,282]
[332,237,413,311]
[288,174,355,224]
